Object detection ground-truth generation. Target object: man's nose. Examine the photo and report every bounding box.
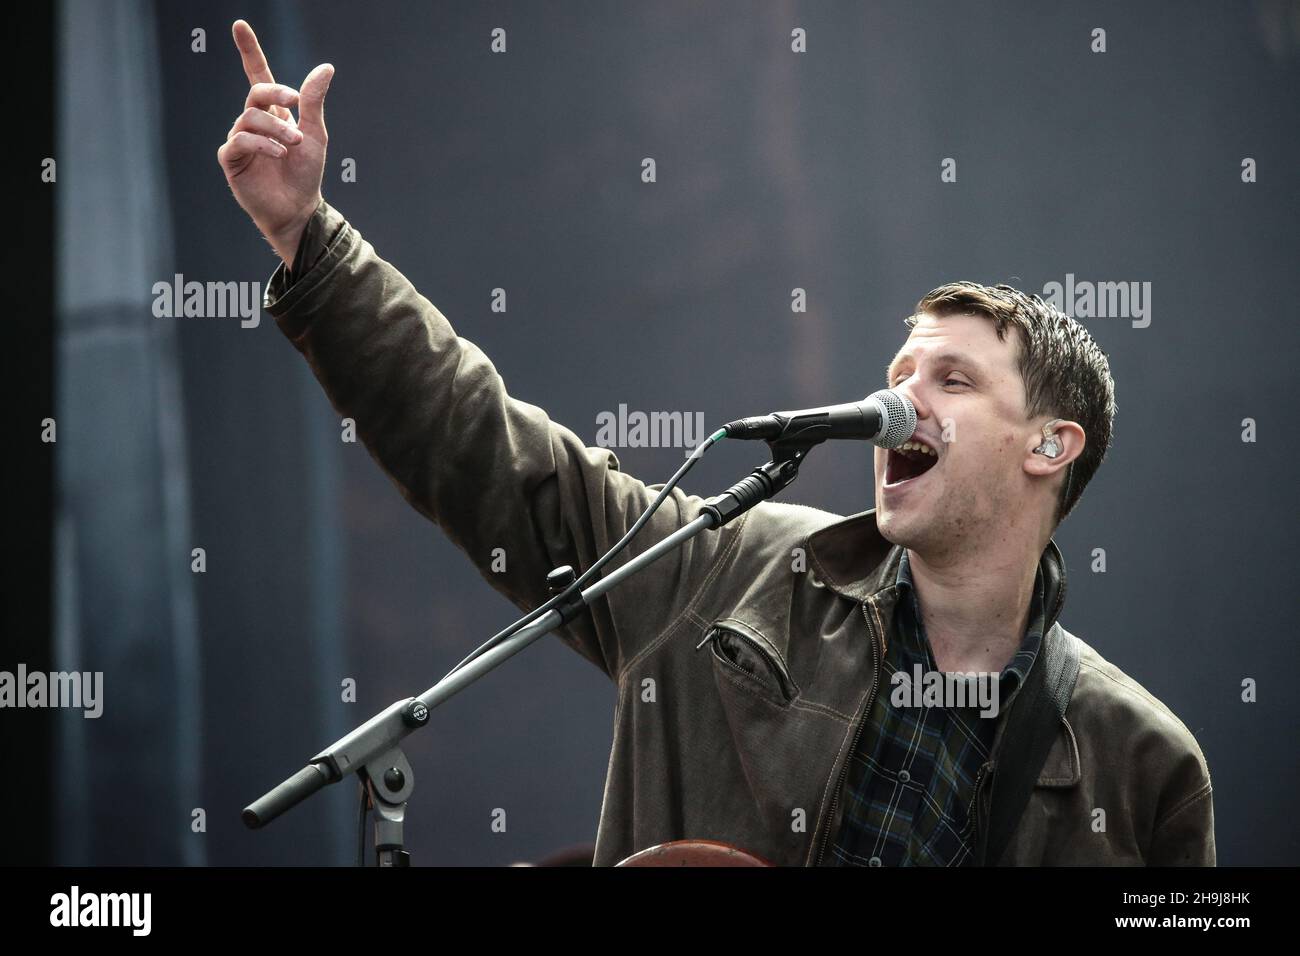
[893,379,930,421]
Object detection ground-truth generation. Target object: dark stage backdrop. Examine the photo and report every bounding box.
[40,0,1299,865]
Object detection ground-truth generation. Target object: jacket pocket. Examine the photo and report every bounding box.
[701,620,798,704]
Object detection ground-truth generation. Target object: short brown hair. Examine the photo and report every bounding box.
[909,281,1117,525]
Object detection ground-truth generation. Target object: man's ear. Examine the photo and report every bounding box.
[1023,418,1085,479]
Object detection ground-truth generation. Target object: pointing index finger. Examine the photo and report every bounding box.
[233,19,275,87]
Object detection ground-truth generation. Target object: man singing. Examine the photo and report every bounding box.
[218,21,1213,866]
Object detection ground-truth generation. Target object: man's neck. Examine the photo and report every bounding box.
[906,539,1043,675]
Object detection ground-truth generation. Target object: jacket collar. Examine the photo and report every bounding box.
[806,508,1079,788]
[805,508,1069,638]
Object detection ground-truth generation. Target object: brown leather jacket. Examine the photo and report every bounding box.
[265,201,1216,866]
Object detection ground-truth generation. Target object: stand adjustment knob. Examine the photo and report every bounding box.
[383,767,405,792]
[547,565,577,594]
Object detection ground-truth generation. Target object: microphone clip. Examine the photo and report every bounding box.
[701,452,804,528]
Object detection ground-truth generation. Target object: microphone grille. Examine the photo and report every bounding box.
[868,388,917,449]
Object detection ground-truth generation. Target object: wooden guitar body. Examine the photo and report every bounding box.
[615,840,774,866]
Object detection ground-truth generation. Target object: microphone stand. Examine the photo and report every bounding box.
[242,438,814,865]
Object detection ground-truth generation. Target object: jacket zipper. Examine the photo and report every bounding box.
[812,597,884,866]
[698,623,797,702]
[806,551,1065,866]
[964,762,990,861]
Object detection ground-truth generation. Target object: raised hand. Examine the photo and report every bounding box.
[217,19,334,264]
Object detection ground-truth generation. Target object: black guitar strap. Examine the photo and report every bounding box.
[976,623,1080,866]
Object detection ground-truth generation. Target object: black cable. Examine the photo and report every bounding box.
[356,780,368,867]
[441,428,727,680]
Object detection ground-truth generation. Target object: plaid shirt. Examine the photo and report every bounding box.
[829,549,1046,866]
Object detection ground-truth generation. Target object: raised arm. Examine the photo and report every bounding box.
[217,22,744,680]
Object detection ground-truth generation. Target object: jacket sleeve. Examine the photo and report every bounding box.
[1147,781,1216,866]
[263,201,741,682]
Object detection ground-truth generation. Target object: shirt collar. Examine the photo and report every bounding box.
[804,508,1068,636]
[894,548,1046,705]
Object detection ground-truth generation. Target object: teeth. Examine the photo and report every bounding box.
[898,440,937,456]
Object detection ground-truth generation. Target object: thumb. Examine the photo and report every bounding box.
[298,63,334,136]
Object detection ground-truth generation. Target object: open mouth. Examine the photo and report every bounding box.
[884,440,940,487]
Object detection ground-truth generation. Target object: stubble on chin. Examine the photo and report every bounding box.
[877,486,957,556]
[875,499,916,550]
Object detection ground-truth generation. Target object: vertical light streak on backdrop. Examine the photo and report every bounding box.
[53,0,203,865]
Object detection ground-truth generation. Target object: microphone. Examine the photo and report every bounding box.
[722,388,916,449]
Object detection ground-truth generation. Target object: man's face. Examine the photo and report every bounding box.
[874,311,1036,556]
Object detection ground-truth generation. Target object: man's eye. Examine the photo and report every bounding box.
[890,376,968,388]
[889,374,969,387]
